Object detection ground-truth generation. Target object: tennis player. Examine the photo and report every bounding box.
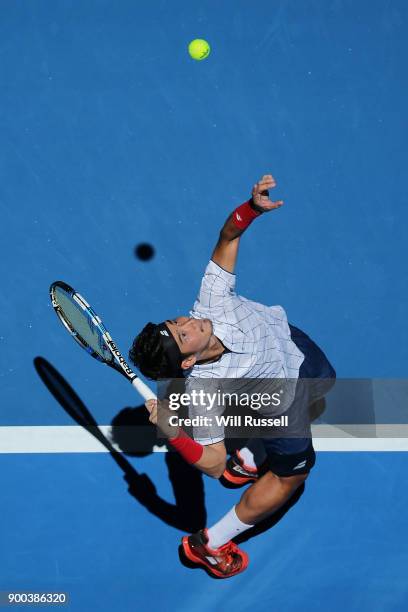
[129,174,335,578]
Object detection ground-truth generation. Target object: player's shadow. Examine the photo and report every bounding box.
[33,357,317,548]
[33,357,206,533]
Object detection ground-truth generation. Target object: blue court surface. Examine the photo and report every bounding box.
[1,1,407,610]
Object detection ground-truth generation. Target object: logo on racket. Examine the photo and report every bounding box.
[107,339,134,376]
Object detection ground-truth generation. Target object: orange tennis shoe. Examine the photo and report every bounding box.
[222,450,259,486]
[181,529,249,578]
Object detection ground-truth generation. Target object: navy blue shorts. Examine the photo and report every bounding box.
[262,324,336,477]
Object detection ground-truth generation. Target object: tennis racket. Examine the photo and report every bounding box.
[49,281,156,401]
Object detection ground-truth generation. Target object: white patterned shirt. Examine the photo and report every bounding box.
[185,260,305,444]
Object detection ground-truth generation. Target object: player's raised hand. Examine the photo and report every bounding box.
[251,174,284,213]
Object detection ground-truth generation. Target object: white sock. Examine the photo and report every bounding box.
[207,506,253,549]
[238,439,267,470]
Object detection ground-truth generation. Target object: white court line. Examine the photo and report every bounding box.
[0,425,408,453]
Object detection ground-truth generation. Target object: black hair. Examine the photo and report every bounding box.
[129,322,183,381]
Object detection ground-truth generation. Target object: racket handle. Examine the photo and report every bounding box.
[131,376,157,400]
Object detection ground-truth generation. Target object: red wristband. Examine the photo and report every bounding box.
[232,200,261,230]
[168,429,204,464]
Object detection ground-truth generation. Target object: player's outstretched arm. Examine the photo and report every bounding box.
[211,174,283,273]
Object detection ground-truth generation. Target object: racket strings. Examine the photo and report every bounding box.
[53,287,111,361]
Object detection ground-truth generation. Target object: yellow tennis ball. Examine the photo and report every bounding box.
[188,39,211,61]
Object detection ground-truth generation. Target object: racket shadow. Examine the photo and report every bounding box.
[33,357,206,533]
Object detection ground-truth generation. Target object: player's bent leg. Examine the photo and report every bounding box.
[181,440,315,577]
[235,470,308,525]
[236,438,316,524]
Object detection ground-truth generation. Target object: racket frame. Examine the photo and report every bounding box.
[50,281,156,400]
